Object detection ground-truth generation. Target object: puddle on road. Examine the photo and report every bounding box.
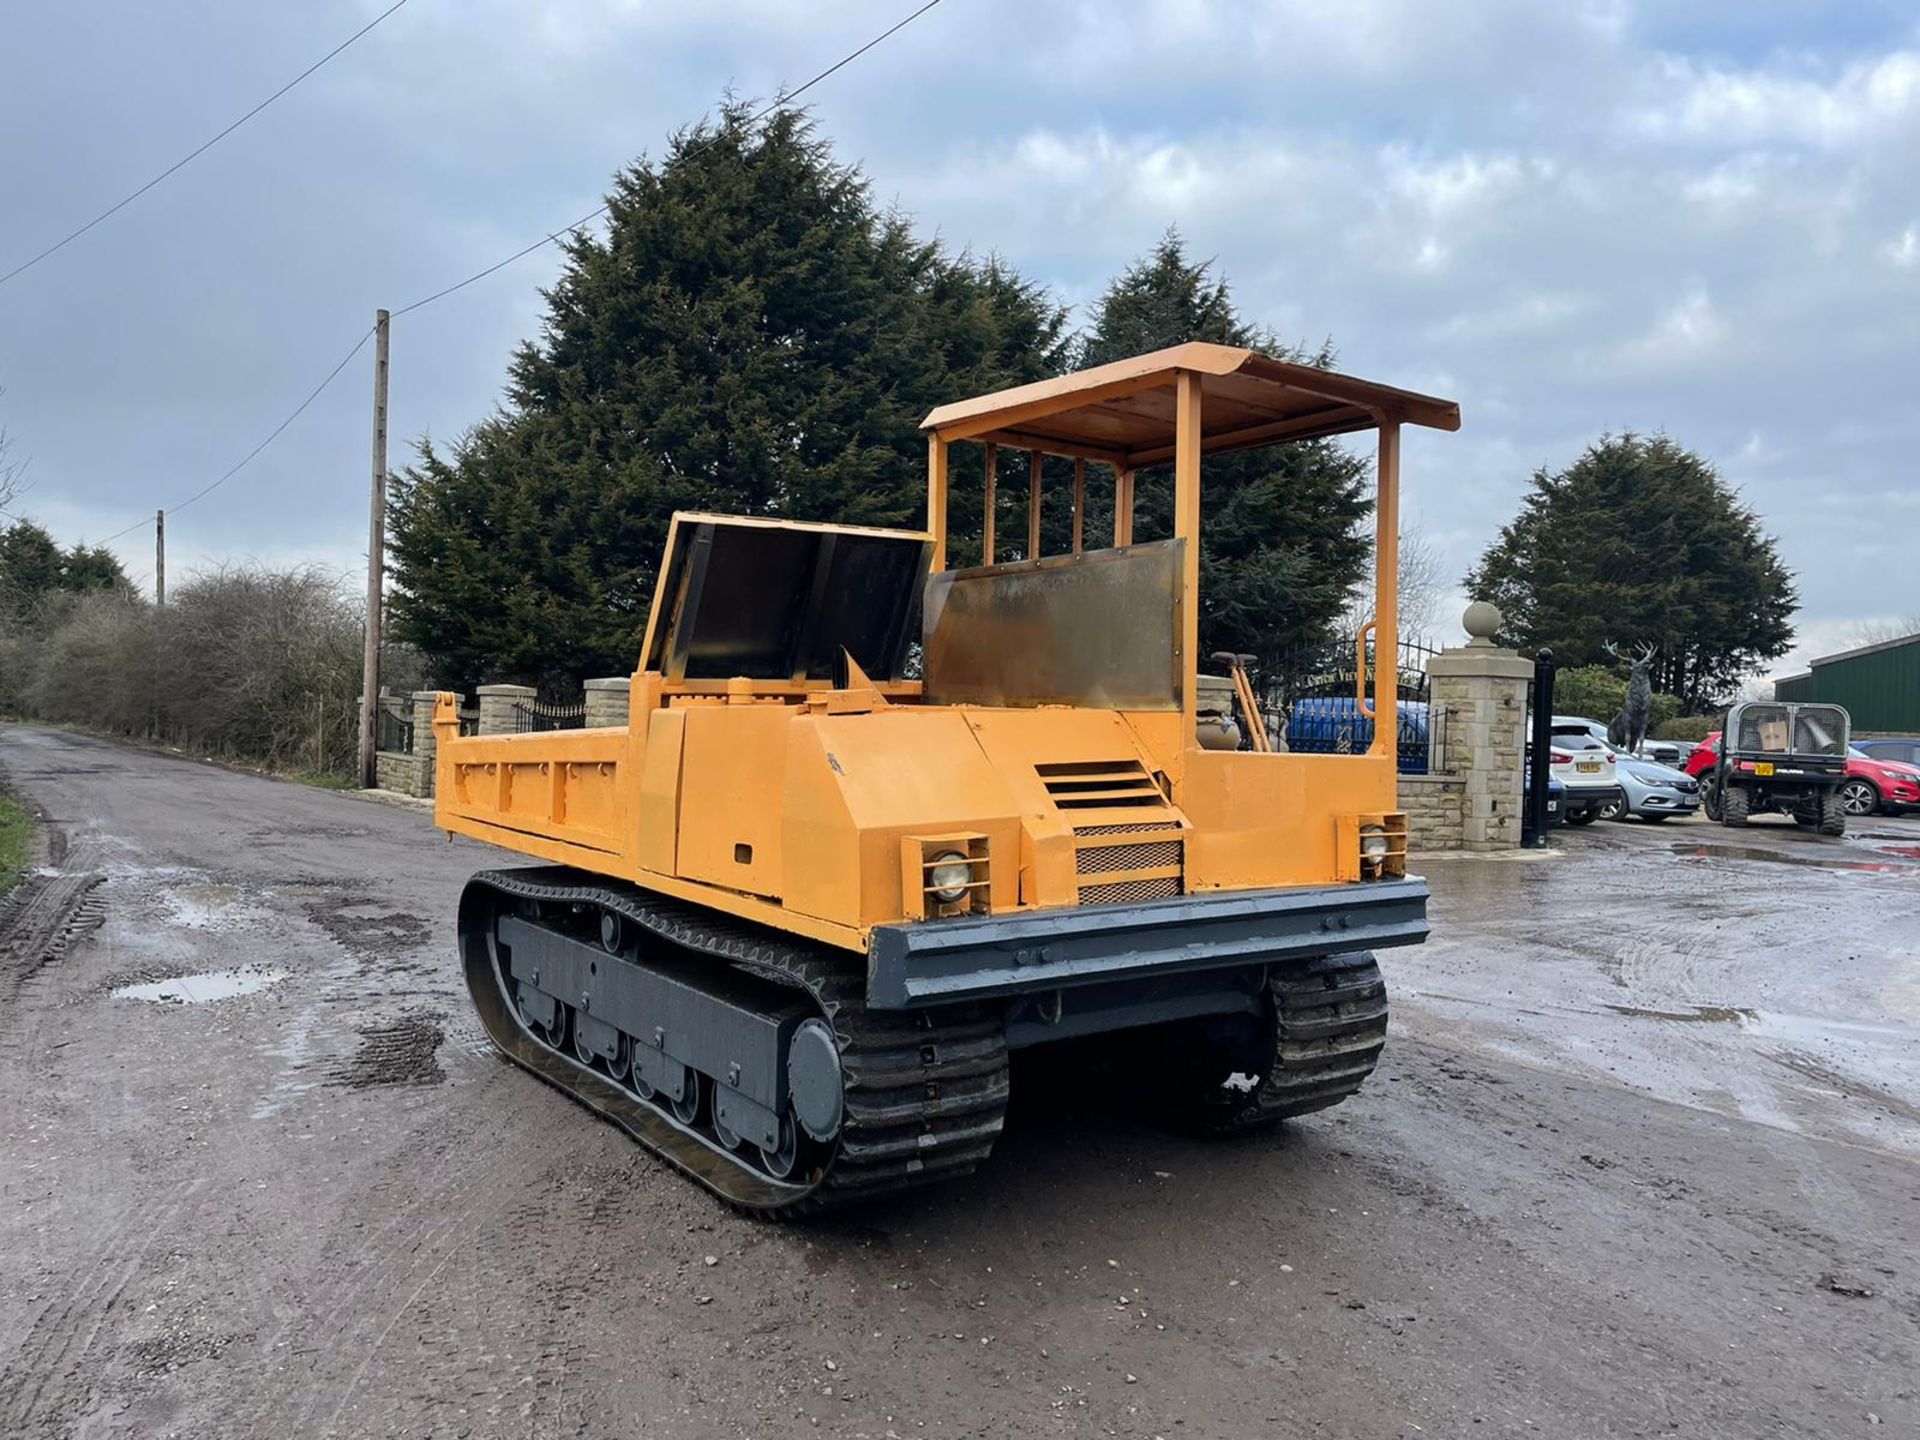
[1669,841,1919,873]
[1604,1003,1919,1046]
[113,966,287,1004]
[1607,1003,1757,1024]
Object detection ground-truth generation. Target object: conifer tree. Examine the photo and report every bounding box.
[1072,231,1372,663]
[1465,434,1795,710]
[389,104,1065,689]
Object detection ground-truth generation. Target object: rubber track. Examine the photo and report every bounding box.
[464,868,1010,1216]
[1190,951,1389,1134]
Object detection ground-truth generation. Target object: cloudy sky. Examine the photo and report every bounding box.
[3,0,1916,672]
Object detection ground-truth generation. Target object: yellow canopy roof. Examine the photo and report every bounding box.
[920,342,1459,467]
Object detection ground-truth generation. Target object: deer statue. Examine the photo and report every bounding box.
[1604,641,1658,755]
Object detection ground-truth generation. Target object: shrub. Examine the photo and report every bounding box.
[1653,713,1720,742]
[1551,665,1626,724]
[4,563,428,779]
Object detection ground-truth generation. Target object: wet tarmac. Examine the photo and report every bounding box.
[1399,808,1920,1155]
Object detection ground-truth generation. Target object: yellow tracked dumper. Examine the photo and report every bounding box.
[435,343,1459,1214]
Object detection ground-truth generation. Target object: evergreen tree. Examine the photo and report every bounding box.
[1072,232,1372,664]
[0,521,130,622]
[0,521,62,619]
[1464,434,1795,710]
[389,104,1065,690]
[60,544,131,595]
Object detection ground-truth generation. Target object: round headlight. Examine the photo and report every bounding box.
[1359,825,1390,860]
[928,851,972,903]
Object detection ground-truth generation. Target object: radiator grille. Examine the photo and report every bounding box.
[1076,837,1182,875]
[1070,818,1184,897]
[1078,875,1183,906]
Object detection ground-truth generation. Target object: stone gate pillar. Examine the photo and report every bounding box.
[583,677,631,730]
[475,683,536,736]
[1425,603,1532,851]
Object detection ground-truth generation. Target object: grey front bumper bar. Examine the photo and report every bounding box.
[866,877,1429,1010]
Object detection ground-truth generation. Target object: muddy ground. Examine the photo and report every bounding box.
[1,724,1915,1439]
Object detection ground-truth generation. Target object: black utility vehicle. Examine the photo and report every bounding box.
[1703,700,1851,835]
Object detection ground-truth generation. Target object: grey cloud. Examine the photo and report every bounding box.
[1,0,1913,672]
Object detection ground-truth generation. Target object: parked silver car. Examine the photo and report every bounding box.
[1598,753,1700,821]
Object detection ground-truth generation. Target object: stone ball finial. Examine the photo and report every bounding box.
[1462,600,1502,647]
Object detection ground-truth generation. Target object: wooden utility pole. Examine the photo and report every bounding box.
[154,509,165,606]
[357,309,390,789]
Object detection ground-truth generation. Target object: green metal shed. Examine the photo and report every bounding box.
[1774,633,1920,733]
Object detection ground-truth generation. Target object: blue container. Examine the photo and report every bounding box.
[1286,697,1430,774]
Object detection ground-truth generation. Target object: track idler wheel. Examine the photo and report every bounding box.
[787,1018,845,1143]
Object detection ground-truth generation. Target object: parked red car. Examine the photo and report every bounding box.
[1687,732,1920,816]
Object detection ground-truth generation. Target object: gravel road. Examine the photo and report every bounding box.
[2,724,1916,1438]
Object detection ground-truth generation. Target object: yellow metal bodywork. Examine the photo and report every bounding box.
[434,688,1400,953]
[435,344,1458,955]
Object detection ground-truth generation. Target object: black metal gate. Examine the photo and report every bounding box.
[512,699,586,733]
[375,706,414,754]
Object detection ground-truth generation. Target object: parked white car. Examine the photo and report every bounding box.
[1543,720,1623,826]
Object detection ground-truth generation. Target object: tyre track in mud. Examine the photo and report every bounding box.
[0,1179,206,1434]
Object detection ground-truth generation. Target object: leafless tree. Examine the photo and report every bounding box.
[1848,616,1920,648]
[1344,520,1447,641]
[0,388,28,519]
[13,563,382,774]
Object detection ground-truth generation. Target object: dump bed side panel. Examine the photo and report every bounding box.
[435,718,633,858]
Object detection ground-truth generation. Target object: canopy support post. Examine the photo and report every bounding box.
[1372,417,1401,758]
[1071,459,1084,555]
[927,435,948,573]
[982,441,997,566]
[1173,370,1202,739]
[1027,450,1042,560]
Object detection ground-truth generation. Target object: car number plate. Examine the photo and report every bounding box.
[1753,762,1775,777]
[1576,760,1602,773]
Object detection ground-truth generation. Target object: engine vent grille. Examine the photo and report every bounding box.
[1036,759,1167,810]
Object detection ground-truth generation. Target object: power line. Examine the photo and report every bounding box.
[0,0,412,290]
[91,0,946,546]
[97,326,374,543]
[394,0,945,319]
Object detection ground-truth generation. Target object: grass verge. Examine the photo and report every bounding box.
[289,772,358,791]
[0,789,32,900]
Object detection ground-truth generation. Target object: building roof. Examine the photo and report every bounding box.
[1808,631,1920,667]
[919,342,1460,467]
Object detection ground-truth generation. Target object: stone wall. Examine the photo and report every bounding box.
[1425,648,1530,850]
[364,689,454,800]
[1399,772,1469,851]
[375,749,431,796]
[475,684,536,736]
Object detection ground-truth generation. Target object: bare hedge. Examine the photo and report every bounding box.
[2,564,423,777]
